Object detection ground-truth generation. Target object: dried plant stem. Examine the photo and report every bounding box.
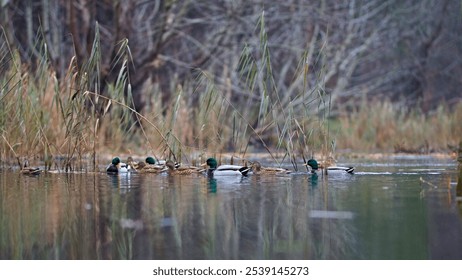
[1,134,21,168]
[84,91,178,161]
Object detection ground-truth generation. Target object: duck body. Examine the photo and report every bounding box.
[251,161,291,175]
[20,167,42,175]
[205,158,251,177]
[325,166,355,174]
[166,160,205,175]
[139,165,167,173]
[20,159,41,175]
[214,165,251,176]
[106,157,130,173]
[138,163,167,173]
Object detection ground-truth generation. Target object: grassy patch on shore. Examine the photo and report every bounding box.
[331,100,462,154]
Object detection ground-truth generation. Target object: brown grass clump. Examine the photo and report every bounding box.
[334,100,462,153]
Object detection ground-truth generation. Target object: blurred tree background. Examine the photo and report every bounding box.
[2,0,460,113]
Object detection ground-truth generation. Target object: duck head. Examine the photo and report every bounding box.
[146,157,156,165]
[206,158,218,169]
[252,161,262,171]
[306,159,319,172]
[165,160,177,170]
[112,157,121,165]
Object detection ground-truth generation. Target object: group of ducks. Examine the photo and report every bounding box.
[17,155,354,176]
[106,156,355,177]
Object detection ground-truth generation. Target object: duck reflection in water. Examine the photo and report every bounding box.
[107,172,143,193]
[205,175,248,194]
[207,178,217,193]
[310,173,318,188]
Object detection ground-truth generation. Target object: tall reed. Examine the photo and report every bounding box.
[0,24,141,170]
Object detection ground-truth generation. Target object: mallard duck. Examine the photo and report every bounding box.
[128,156,167,173]
[165,160,205,175]
[127,156,155,169]
[251,161,291,175]
[126,156,141,169]
[305,159,354,174]
[203,157,251,177]
[106,157,130,173]
[20,160,41,175]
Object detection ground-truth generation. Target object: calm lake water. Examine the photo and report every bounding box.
[1,155,461,260]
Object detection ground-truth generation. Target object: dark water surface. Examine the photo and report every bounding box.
[1,156,461,259]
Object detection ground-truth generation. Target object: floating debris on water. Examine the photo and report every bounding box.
[309,210,354,220]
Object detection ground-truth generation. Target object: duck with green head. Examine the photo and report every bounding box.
[203,157,251,177]
[305,158,354,174]
[106,157,130,173]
